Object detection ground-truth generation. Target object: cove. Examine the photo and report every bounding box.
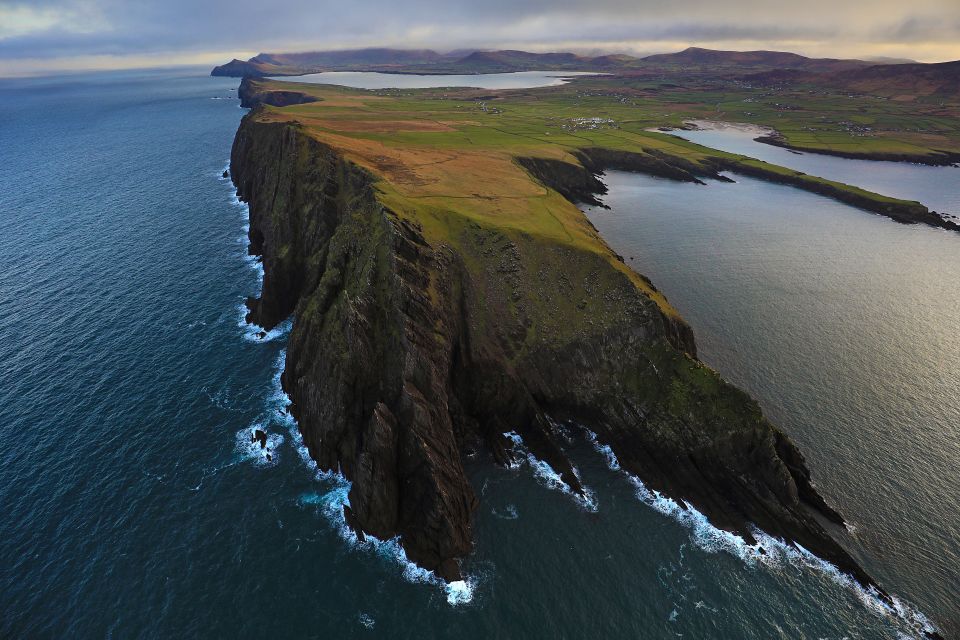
[674,121,960,218]
[583,168,960,635]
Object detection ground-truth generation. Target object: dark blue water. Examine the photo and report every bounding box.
[0,69,944,638]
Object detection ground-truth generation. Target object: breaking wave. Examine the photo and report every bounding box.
[502,431,598,512]
[235,423,283,467]
[582,429,937,638]
[263,350,476,606]
[226,170,290,344]
[237,306,291,343]
[297,471,476,606]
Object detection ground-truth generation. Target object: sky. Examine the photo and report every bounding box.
[1,0,959,75]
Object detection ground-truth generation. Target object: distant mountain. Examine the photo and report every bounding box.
[641,47,869,72]
[750,60,960,97]
[212,48,460,77]
[591,54,640,67]
[454,50,589,72]
[257,48,453,68]
[211,46,950,83]
[211,58,280,77]
[863,56,917,65]
[211,47,650,77]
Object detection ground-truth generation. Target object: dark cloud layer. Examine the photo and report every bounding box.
[1,0,958,71]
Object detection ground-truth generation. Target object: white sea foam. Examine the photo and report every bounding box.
[235,422,283,467]
[240,253,263,287]
[265,350,477,606]
[584,430,620,471]
[236,303,291,343]
[228,181,282,344]
[231,354,293,473]
[583,429,937,638]
[491,504,519,520]
[502,431,598,512]
[297,475,477,606]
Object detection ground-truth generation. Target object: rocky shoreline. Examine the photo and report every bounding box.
[654,122,960,232]
[754,133,960,167]
[230,108,883,596]
[680,120,960,168]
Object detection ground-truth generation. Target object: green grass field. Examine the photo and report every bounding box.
[247,74,957,316]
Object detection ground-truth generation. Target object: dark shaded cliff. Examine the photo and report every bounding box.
[230,111,877,592]
[577,143,958,232]
[237,77,319,109]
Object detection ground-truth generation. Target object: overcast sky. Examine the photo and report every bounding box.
[2,0,959,75]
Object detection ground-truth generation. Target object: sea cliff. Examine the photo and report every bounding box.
[230,108,877,590]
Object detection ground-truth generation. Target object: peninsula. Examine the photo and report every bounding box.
[223,50,960,620]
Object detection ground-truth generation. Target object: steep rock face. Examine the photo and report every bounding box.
[238,78,320,109]
[211,58,273,78]
[231,112,873,589]
[232,118,477,578]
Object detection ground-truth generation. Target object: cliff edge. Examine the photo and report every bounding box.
[230,109,876,592]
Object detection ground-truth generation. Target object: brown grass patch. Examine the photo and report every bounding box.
[305,118,455,133]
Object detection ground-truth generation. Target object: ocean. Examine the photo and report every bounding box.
[0,68,951,638]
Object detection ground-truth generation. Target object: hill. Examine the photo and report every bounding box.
[212,45,874,78]
[212,47,458,77]
[453,50,595,72]
[210,47,959,103]
[642,46,869,72]
[750,59,960,99]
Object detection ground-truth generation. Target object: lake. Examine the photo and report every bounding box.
[269,70,602,90]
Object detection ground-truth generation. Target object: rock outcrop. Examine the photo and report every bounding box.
[709,156,960,230]
[230,110,876,591]
[211,58,274,78]
[237,77,319,109]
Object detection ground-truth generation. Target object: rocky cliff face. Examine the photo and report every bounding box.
[230,111,874,589]
[237,77,319,109]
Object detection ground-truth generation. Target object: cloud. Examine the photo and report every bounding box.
[0,2,107,39]
[0,0,958,73]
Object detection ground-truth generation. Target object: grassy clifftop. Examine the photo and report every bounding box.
[243,77,957,238]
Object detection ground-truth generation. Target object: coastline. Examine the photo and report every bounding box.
[657,120,960,231]
[755,134,960,167]
[682,119,960,167]
[223,74,955,636]
[231,107,875,590]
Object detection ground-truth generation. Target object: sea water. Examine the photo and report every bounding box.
[583,166,960,636]
[0,68,948,638]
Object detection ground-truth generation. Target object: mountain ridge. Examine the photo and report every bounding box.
[211,45,926,77]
